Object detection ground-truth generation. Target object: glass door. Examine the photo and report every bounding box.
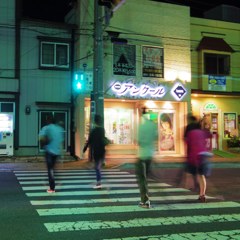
[38,111,68,152]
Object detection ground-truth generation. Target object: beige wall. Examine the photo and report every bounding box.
[191,17,240,91]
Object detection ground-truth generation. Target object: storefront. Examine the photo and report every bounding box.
[83,80,190,157]
[191,94,240,151]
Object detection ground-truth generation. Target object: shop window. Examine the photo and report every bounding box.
[0,102,14,113]
[104,108,134,144]
[223,112,237,139]
[204,53,230,75]
[40,41,69,69]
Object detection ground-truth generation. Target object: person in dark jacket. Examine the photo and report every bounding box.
[83,114,106,189]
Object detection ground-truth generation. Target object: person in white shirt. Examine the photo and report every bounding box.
[136,108,158,208]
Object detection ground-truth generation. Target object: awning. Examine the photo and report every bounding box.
[197,37,234,52]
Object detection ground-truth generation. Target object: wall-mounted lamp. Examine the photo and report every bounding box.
[25,105,31,115]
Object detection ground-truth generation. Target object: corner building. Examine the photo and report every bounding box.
[72,0,192,158]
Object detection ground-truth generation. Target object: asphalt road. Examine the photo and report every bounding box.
[0,164,240,240]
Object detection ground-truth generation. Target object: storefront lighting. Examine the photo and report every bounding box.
[145,101,157,109]
[165,70,177,81]
[179,71,191,82]
[163,101,173,109]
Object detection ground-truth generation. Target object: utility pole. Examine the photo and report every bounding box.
[93,0,104,126]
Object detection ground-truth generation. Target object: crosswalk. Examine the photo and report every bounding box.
[14,169,240,239]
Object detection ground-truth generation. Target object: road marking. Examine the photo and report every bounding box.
[16,174,137,180]
[19,178,141,185]
[14,169,121,174]
[37,201,239,216]
[103,229,240,240]
[14,169,240,238]
[26,187,189,197]
[31,195,214,205]
[22,182,170,191]
[44,213,240,232]
[14,171,128,176]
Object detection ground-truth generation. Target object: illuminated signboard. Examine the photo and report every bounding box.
[111,82,166,98]
[171,83,187,101]
[111,81,187,101]
[0,113,13,132]
[204,102,217,111]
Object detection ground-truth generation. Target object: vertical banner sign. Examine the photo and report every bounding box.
[142,46,164,78]
[113,44,136,76]
[208,75,226,91]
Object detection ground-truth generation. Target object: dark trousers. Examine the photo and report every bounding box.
[45,152,58,190]
[135,159,152,203]
[94,157,104,183]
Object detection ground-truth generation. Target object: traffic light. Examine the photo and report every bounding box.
[73,72,85,93]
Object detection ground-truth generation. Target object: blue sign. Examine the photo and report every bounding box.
[171,83,187,100]
[208,75,226,91]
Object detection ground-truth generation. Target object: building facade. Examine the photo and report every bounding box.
[0,0,75,157]
[72,0,192,158]
[190,16,240,151]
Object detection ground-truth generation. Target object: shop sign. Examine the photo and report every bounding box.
[111,82,166,98]
[113,44,136,76]
[142,46,163,78]
[204,102,218,111]
[208,75,226,91]
[171,83,187,101]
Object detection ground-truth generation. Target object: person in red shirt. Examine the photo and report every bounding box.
[185,125,212,202]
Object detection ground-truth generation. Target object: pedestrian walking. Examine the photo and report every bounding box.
[83,114,106,189]
[39,115,64,193]
[136,108,158,208]
[182,114,202,190]
[185,123,212,202]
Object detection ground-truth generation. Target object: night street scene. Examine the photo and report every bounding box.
[1,0,240,239]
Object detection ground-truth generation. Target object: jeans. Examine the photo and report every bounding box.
[45,152,58,190]
[94,158,103,183]
[135,159,152,203]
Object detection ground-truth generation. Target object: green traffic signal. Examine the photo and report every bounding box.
[73,72,85,92]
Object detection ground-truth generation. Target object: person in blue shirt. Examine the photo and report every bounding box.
[39,115,63,193]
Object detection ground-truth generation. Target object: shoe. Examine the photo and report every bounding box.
[93,184,102,189]
[139,200,151,208]
[198,195,206,203]
[47,189,55,193]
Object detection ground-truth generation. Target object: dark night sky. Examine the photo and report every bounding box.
[22,0,73,22]
[22,0,240,22]
[153,0,240,17]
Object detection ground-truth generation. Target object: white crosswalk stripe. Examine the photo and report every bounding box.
[14,169,240,239]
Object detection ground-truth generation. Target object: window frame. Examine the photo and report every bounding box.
[204,53,230,76]
[40,41,70,69]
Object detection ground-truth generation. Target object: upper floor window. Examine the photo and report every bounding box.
[204,53,230,75]
[40,42,69,69]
